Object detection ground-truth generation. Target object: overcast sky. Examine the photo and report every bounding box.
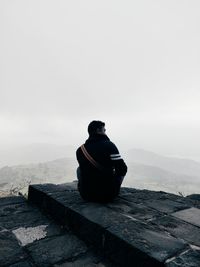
[1,0,200,159]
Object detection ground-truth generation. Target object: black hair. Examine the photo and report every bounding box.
[88,120,105,135]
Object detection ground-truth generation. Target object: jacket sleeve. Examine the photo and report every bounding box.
[108,142,128,176]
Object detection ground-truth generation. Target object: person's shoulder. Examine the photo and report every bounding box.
[104,140,119,151]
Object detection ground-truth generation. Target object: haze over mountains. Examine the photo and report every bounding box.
[0,143,200,196]
[124,149,200,178]
[0,143,76,168]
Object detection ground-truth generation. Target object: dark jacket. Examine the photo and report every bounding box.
[76,134,127,202]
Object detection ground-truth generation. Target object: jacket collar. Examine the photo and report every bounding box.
[85,134,110,144]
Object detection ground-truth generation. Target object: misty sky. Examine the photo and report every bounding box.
[1,1,200,159]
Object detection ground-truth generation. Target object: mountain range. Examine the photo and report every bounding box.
[0,144,200,196]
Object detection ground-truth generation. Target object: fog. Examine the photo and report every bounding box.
[1,1,200,161]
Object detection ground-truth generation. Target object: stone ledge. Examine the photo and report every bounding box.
[0,194,115,267]
[28,183,200,267]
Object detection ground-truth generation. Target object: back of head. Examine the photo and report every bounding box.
[88,120,105,136]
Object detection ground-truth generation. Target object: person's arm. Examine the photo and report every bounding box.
[109,142,127,176]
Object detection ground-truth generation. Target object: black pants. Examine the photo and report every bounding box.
[76,167,124,202]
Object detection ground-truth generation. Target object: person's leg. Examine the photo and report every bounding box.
[111,175,125,199]
[76,166,82,193]
[76,167,90,201]
[116,175,125,186]
[76,167,81,180]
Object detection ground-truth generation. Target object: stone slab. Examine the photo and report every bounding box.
[64,202,133,249]
[48,189,83,205]
[8,261,35,267]
[29,183,200,266]
[120,190,176,202]
[28,184,189,267]
[12,223,64,246]
[186,194,200,202]
[29,182,77,194]
[53,251,115,267]
[0,202,38,217]
[144,199,190,214]
[152,215,200,247]
[0,196,25,207]
[120,189,193,208]
[0,188,116,267]
[0,209,50,230]
[186,195,200,208]
[166,249,200,267]
[106,200,162,221]
[0,199,65,242]
[172,207,200,228]
[106,219,187,266]
[26,233,88,267]
[0,231,27,266]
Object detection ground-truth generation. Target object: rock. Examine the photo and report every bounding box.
[8,261,34,267]
[26,233,88,267]
[0,196,25,207]
[0,231,27,266]
[152,215,200,247]
[1,183,200,267]
[166,249,200,267]
[172,207,200,228]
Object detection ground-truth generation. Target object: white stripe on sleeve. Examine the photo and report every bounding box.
[110,154,122,160]
[110,154,121,157]
[111,157,122,160]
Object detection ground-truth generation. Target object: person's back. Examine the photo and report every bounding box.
[76,120,127,202]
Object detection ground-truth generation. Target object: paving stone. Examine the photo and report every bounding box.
[0,231,27,266]
[29,184,193,267]
[26,233,88,267]
[64,202,133,248]
[0,196,25,207]
[186,195,200,208]
[144,199,190,214]
[166,249,200,267]
[120,190,171,203]
[0,202,37,217]
[30,183,77,194]
[152,215,200,247]
[8,261,35,267]
[48,189,83,205]
[121,189,193,206]
[106,219,187,266]
[106,200,162,221]
[53,251,116,267]
[119,187,139,195]
[0,210,50,230]
[0,203,64,242]
[44,223,66,238]
[172,207,200,228]
[70,202,130,227]
[186,194,200,202]
[12,222,65,247]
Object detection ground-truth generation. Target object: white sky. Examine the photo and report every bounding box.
[0,0,200,158]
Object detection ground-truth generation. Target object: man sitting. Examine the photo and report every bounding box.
[76,120,127,202]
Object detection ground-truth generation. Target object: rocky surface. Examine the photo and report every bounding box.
[0,192,115,267]
[1,183,200,266]
[28,183,200,267]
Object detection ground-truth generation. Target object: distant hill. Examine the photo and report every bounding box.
[0,157,78,194]
[1,146,200,196]
[124,148,200,178]
[0,155,200,196]
[0,143,76,168]
[124,162,200,196]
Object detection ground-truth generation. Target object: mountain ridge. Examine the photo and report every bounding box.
[1,154,200,196]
